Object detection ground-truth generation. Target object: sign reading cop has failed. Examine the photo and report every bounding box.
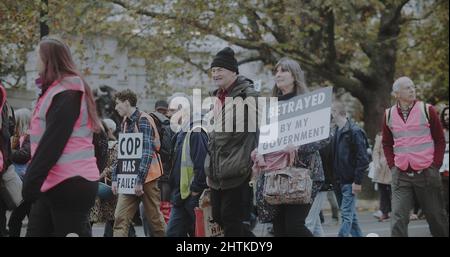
[117,133,143,194]
[258,87,332,154]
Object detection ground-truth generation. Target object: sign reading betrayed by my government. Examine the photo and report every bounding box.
[258,87,332,154]
[117,133,143,194]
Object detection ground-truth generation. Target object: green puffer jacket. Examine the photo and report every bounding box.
[205,76,259,190]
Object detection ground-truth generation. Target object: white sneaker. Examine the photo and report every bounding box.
[372,210,382,219]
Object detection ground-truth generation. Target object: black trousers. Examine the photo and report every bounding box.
[0,198,7,236]
[441,175,449,216]
[273,203,313,237]
[8,200,32,237]
[378,183,392,216]
[26,176,97,237]
[210,179,253,237]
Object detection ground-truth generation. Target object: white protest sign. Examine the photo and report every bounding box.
[117,133,143,194]
[197,189,224,237]
[257,87,332,154]
[254,80,262,92]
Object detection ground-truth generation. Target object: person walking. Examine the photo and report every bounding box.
[111,89,166,237]
[8,108,32,237]
[166,94,208,237]
[382,76,448,237]
[252,57,327,237]
[372,132,392,222]
[205,47,259,237]
[331,101,370,237]
[22,36,101,237]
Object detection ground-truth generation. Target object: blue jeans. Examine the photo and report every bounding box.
[338,184,363,237]
[306,191,326,236]
[13,164,27,180]
[166,194,199,237]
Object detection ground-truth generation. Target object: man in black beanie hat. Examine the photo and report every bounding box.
[209,47,240,101]
[154,100,169,117]
[205,47,259,237]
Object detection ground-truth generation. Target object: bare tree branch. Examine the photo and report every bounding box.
[324,7,337,67]
[237,2,261,41]
[400,0,444,24]
[178,56,209,74]
[238,56,263,65]
[360,41,374,59]
[381,0,411,30]
[394,0,412,21]
[253,11,277,38]
[320,69,366,101]
[110,0,266,50]
[264,0,289,44]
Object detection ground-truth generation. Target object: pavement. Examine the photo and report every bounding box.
[9,199,432,237]
[89,210,431,237]
[251,210,431,237]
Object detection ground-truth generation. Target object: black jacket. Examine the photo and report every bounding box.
[22,90,82,202]
[319,141,336,191]
[0,85,13,174]
[331,119,369,185]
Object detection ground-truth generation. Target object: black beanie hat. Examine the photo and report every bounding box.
[155,100,168,110]
[210,47,239,74]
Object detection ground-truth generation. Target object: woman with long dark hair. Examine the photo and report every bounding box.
[22,36,101,237]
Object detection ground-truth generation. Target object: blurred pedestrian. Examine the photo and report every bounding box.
[8,108,32,237]
[23,36,101,237]
[371,132,392,222]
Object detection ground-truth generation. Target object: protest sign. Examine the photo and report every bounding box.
[258,87,332,154]
[117,133,143,194]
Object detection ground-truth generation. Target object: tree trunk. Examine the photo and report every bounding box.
[363,86,392,144]
[358,80,392,200]
[40,0,49,39]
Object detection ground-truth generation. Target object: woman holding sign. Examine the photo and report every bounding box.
[253,58,328,237]
[22,36,101,237]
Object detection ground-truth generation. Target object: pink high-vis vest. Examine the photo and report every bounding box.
[386,101,434,171]
[29,76,99,192]
[0,84,6,172]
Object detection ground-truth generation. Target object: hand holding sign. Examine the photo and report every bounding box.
[135,183,144,196]
[283,144,297,153]
[257,87,332,155]
[112,181,118,195]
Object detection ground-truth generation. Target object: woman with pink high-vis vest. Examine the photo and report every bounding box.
[22,36,102,237]
[382,76,448,237]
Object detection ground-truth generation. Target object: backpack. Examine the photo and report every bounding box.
[348,123,372,169]
[93,123,109,174]
[148,112,175,180]
[385,101,430,125]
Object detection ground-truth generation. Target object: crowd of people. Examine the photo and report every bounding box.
[0,36,448,237]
